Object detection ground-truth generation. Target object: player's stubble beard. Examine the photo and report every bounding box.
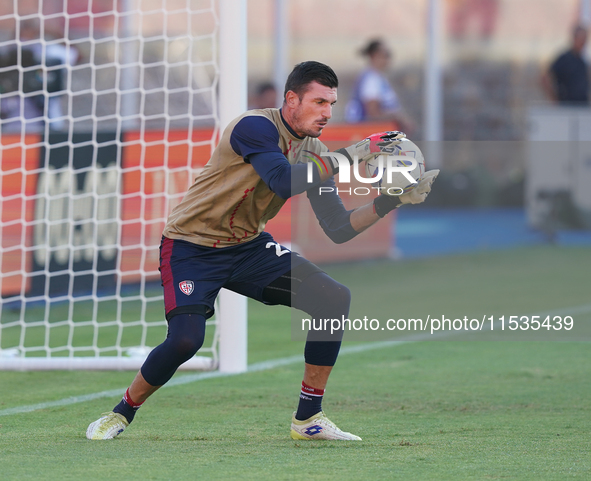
[291,103,326,139]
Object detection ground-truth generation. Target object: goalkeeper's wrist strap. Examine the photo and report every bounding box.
[373,194,403,218]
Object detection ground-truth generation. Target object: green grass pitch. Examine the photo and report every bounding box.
[0,245,590,480]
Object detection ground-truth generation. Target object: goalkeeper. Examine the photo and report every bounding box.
[87,61,439,441]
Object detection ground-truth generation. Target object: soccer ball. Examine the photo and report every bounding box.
[365,138,425,196]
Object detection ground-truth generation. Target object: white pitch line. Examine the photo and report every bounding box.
[1,302,589,418]
[0,341,407,418]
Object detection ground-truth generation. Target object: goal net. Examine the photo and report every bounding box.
[0,0,223,370]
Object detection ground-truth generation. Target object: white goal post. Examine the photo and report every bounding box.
[217,0,248,374]
[0,0,248,371]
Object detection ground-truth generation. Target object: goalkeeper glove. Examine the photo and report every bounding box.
[337,131,406,164]
[323,131,407,174]
[373,169,440,217]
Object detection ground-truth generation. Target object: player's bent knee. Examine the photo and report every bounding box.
[167,313,207,361]
[329,282,351,309]
[295,272,351,316]
[140,312,207,386]
[172,335,204,363]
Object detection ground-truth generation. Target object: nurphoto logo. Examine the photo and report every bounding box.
[305,152,418,196]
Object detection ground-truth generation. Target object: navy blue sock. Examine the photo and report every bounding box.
[295,382,325,421]
[113,388,143,424]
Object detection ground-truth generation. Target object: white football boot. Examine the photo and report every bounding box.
[86,412,129,440]
[290,411,361,441]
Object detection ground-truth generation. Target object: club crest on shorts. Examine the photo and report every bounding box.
[179,280,194,296]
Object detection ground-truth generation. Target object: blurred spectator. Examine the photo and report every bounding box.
[345,39,415,133]
[541,25,589,106]
[0,18,78,133]
[249,82,279,109]
[448,0,499,43]
[0,46,44,132]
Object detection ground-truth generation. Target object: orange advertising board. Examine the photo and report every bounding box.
[0,134,42,297]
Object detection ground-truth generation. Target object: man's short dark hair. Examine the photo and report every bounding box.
[361,39,384,57]
[284,61,338,101]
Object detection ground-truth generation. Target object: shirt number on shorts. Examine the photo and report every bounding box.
[266,242,290,257]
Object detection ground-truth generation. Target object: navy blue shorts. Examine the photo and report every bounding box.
[159,232,311,320]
